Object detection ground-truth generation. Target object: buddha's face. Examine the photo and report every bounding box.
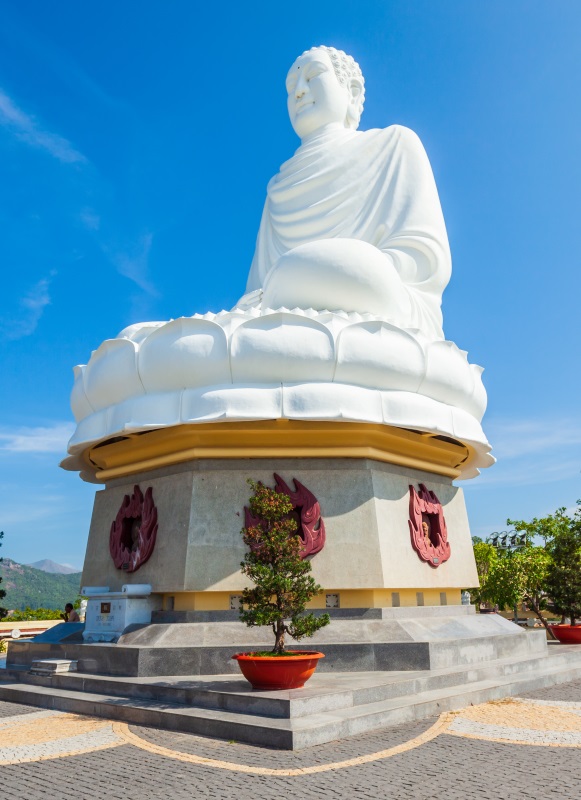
[286,50,354,139]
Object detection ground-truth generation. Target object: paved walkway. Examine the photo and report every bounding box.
[1,679,581,798]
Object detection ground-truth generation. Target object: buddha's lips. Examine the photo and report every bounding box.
[295,100,314,113]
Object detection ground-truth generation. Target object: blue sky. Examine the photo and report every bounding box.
[0,1,579,569]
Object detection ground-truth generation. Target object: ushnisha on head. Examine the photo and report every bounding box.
[285,45,365,140]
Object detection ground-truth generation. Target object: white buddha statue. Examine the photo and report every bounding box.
[63,45,493,482]
[237,46,452,341]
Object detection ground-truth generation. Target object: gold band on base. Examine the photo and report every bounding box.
[162,589,463,612]
[84,420,473,482]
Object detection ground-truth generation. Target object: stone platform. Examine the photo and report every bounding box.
[2,643,581,749]
[6,606,545,677]
[4,607,581,749]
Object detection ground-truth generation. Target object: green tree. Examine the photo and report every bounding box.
[0,531,6,618]
[469,541,498,609]
[1,607,62,622]
[544,503,581,626]
[240,480,330,654]
[485,546,554,637]
[508,507,572,546]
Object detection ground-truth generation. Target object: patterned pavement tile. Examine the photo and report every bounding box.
[2,684,581,799]
[0,709,124,765]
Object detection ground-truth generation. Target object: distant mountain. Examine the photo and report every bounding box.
[27,559,80,575]
[0,558,82,612]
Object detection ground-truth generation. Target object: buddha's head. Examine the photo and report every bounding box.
[286,46,365,140]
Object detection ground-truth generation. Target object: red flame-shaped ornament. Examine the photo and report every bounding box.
[244,473,325,558]
[408,484,451,568]
[109,485,158,573]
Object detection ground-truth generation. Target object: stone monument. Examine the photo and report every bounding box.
[62,45,493,626]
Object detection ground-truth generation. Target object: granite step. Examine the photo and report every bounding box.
[5,644,580,718]
[1,646,581,749]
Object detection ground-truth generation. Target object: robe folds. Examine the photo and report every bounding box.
[244,125,452,340]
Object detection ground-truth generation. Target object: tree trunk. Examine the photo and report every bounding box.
[273,620,286,653]
[529,598,556,640]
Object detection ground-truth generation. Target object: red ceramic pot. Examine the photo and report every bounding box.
[549,625,581,644]
[232,651,324,690]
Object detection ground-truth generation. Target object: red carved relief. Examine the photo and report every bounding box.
[109,485,158,572]
[245,473,326,558]
[408,484,451,568]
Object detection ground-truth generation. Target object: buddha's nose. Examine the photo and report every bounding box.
[295,75,308,98]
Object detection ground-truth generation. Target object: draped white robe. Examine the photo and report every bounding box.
[242,125,452,340]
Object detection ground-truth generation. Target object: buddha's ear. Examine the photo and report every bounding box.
[348,77,364,103]
[346,77,364,129]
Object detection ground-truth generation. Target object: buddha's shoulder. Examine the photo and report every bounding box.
[361,124,424,149]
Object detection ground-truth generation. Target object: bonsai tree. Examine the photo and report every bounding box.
[239,480,330,654]
[543,503,581,626]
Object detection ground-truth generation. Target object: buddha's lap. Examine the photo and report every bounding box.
[261,238,411,316]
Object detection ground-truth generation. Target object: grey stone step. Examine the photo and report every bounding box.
[6,644,578,718]
[6,629,547,677]
[2,647,581,749]
[30,659,78,676]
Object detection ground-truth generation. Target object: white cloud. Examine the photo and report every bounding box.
[79,207,100,231]
[0,87,86,164]
[473,457,580,489]
[486,417,581,460]
[105,231,158,295]
[0,422,75,454]
[0,274,55,341]
[463,415,581,490]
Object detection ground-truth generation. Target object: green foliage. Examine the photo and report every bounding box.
[0,558,81,611]
[0,531,7,618]
[544,503,581,626]
[240,480,330,654]
[469,542,498,608]
[507,508,573,546]
[1,607,63,622]
[485,546,553,634]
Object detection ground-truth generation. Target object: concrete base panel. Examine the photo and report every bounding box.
[81,457,479,599]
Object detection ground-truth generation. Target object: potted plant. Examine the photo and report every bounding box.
[232,480,330,690]
[544,504,581,643]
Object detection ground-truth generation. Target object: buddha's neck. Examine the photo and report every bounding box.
[300,123,351,147]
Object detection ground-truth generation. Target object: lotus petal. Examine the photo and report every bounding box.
[231,313,334,383]
[335,322,425,391]
[84,339,143,412]
[70,365,94,422]
[138,318,230,393]
[419,341,474,412]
